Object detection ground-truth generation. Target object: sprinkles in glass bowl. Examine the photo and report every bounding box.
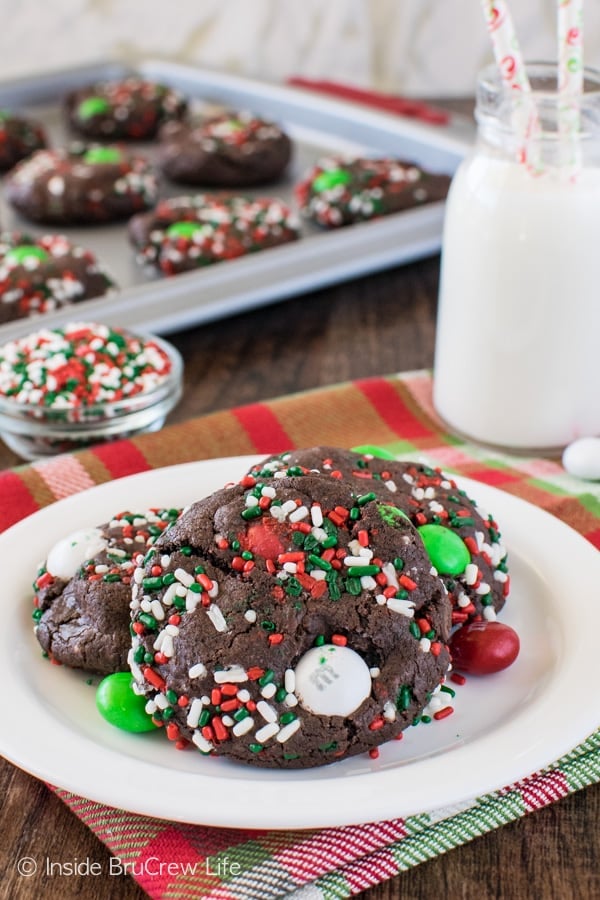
[0,321,182,459]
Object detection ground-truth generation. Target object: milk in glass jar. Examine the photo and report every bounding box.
[433,63,600,452]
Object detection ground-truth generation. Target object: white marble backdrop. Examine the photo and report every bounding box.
[0,0,599,96]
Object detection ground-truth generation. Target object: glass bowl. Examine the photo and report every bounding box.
[0,324,183,461]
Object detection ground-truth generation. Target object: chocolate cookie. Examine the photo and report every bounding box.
[295,157,450,227]
[247,448,510,625]
[129,475,451,768]
[65,78,187,140]
[129,194,300,275]
[33,508,182,675]
[157,112,292,186]
[0,111,47,171]
[5,145,158,225]
[0,232,115,324]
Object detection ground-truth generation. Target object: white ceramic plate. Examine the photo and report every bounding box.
[1,455,598,829]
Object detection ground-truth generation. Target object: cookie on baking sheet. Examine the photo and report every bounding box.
[129,475,451,768]
[295,157,451,227]
[247,448,509,625]
[128,194,300,276]
[0,111,47,171]
[0,232,115,324]
[33,508,182,675]
[4,145,158,225]
[157,112,292,186]
[65,78,187,140]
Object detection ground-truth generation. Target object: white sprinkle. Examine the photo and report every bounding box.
[369,667,381,679]
[383,701,397,722]
[94,564,109,574]
[384,480,397,493]
[257,700,277,723]
[283,562,297,574]
[381,562,399,589]
[464,564,479,586]
[260,682,277,699]
[207,603,228,632]
[165,624,179,637]
[232,717,254,737]
[141,598,152,613]
[255,722,280,743]
[420,637,432,653]
[284,669,296,693]
[176,584,187,597]
[214,666,247,683]
[244,609,257,623]
[476,582,491,595]
[245,494,259,508]
[237,689,250,702]
[270,506,285,521]
[153,631,165,651]
[310,569,327,581]
[175,568,194,587]
[402,473,414,484]
[222,715,234,727]
[162,583,178,606]
[154,693,169,710]
[375,594,387,605]
[494,570,508,583]
[281,500,297,517]
[161,635,174,657]
[311,505,323,527]
[289,505,309,523]
[483,606,497,621]
[386,597,416,617]
[134,567,144,584]
[276,719,301,743]
[344,555,368,567]
[311,526,328,543]
[189,662,207,678]
[360,575,377,590]
[186,698,204,728]
[192,730,214,753]
[261,485,276,498]
[150,599,165,621]
[145,700,157,715]
[160,554,171,567]
[284,693,298,707]
[186,590,201,612]
[429,501,444,514]
[457,592,471,608]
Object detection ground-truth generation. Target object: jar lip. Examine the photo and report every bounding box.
[0,330,183,423]
[478,60,600,103]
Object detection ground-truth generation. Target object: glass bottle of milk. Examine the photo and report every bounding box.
[433,63,600,453]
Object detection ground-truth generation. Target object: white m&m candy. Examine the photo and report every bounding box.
[293,644,371,717]
[46,528,108,579]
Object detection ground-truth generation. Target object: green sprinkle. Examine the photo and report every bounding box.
[138,613,158,630]
[307,553,332,571]
[357,492,377,505]
[133,645,145,664]
[319,741,338,752]
[261,620,276,631]
[166,690,178,704]
[258,669,275,686]
[345,577,362,595]
[314,635,325,646]
[441,685,456,697]
[233,708,249,722]
[347,565,380,577]
[32,608,43,622]
[280,712,297,725]
[249,743,263,754]
[162,572,176,585]
[103,573,121,583]
[393,557,405,571]
[198,709,210,727]
[180,547,192,557]
[409,621,421,639]
[284,577,302,597]
[397,685,412,710]
[241,506,262,520]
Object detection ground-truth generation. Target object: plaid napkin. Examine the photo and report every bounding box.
[2,371,599,900]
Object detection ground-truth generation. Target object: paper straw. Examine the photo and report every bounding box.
[480,1,539,167]
[558,0,584,171]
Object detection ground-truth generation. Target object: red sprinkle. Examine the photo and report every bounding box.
[450,673,467,685]
[331,634,347,646]
[433,706,454,721]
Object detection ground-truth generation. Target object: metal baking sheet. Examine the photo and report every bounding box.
[0,59,472,342]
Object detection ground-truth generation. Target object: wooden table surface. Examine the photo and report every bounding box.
[1,100,599,900]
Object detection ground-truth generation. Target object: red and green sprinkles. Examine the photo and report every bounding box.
[0,322,173,413]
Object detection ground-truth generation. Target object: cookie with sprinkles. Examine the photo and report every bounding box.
[247,448,509,625]
[4,145,158,225]
[33,508,182,675]
[157,112,292,186]
[0,111,47,171]
[295,157,451,228]
[128,194,300,276]
[65,78,187,140]
[129,475,452,768]
[0,232,115,324]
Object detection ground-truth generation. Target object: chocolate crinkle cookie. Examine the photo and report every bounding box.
[33,508,182,675]
[65,78,187,140]
[129,475,452,769]
[157,111,292,186]
[0,232,115,324]
[0,110,47,171]
[129,194,300,276]
[5,144,158,225]
[295,157,451,227]
[248,447,510,625]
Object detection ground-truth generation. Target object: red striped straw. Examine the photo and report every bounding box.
[558,0,584,172]
[480,1,539,167]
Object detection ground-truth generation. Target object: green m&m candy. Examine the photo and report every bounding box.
[83,146,122,165]
[77,96,111,120]
[5,245,49,266]
[417,523,471,576]
[166,220,206,240]
[312,168,351,193]
[95,672,158,733]
[351,445,397,461]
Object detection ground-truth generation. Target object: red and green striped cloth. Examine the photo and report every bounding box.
[2,371,599,899]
